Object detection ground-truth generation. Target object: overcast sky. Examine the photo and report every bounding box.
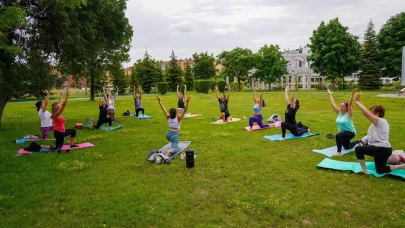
[124,0,403,67]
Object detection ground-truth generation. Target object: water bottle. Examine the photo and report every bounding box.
[186,149,194,168]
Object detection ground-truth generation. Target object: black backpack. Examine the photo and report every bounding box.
[123,110,131,116]
[24,142,42,152]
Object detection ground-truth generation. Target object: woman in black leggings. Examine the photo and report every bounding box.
[280,86,310,140]
[354,93,405,174]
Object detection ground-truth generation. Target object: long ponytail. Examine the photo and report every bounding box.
[51,103,58,120]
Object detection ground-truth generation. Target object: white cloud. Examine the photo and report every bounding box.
[167,21,197,35]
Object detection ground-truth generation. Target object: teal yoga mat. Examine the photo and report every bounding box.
[313,146,355,157]
[98,125,122,131]
[158,141,192,159]
[136,114,152,119]
[316,158,405,179]
[264,132,319,141]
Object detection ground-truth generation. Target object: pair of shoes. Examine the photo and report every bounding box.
[70,144,79,148]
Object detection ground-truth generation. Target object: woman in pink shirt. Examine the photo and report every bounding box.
[51,89,78,153]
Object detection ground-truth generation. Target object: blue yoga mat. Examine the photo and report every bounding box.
[263,132,319,141]
[313,146,355,157]
[316,158,405,179]
[158,141,192,159]
[136,114,152,119]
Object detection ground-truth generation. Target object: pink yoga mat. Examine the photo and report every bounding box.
[243,121,282,131]
[17,142,94,156]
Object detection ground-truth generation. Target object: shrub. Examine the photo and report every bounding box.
[157,82,168,95]
[217,80,226,92]
[194,80,210,94]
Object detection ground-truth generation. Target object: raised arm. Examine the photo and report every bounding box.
[98,91,102,106]
[347,88,357,119]
[177,84,180,98]
[102,87,107,101]
[156,96,169,118]
[327,88,340,114]
[139,86,142,98]
[226,84,230,101]
[179,96,191,120]
[259,88,264,108]
[215,85,219,99]
[354,93,379,125]
[183,84,187,98]
[58,89,63,104]
[284,86,290,105]
[253,88,257,103]
[54,90,69,117]
[290,86,296,109]
[41,90,50,112]
[113,86,118,99]
[132,86,136,99]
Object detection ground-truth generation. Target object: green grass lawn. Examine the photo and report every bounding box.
[1,90,405,227]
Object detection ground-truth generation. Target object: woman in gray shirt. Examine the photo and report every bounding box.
[354,93,405,174]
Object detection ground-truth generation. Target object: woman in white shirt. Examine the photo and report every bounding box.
[35,90,55,140]
[354,92,405,174]
[157,95,190,158]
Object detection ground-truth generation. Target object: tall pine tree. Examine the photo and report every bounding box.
[165,50,183,91]
[134,50,158,93]
[359,20,382,90]
[184,60,194,90]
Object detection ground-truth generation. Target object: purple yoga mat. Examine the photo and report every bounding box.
[17,142,94,156]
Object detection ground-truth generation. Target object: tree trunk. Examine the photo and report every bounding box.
[331,78,336,90]
[0,94,9,129]
[237,77,241,91]
[90,70,95,101]
[342,77,345,90]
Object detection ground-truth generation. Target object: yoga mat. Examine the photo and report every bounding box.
[18,142,94,156]
[136,114,152,119]
[212,118,241,124]
[313,146,355,157]
[316,158,405,179]
[14,137,54,144]
[243,121,282,131]
[98,125,122,131]
[184,113,202,118]
[158,141,192,159]
[263,132,320,141]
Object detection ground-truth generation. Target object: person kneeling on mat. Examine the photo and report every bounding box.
[133,86,145,117]
[248,87,271,131]
[215,84,231,123]
[157,95,190,158]
[354,92,405,174]
[51,89,78,153]
[94,91,112,130]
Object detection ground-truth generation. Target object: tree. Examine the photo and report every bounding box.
[134,50,159,93]
[0,0,86,129]
[217,48,256,91]
[377,12,405,78]
[192,52,216,80]
[358,20,382,90]
[307,18,362,90]
[253,44,288,89]
[165,50,183,91]
[184,60,194,90]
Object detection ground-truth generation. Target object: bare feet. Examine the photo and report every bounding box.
[247,128,252,131]
[307,129,311,135]
[280,137,285,141]
[334,152,342,156]
[360,169,369,174]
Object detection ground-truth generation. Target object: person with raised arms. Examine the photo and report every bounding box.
[94,91,112,130]
[247,87,270,131]
[353,92,405,174]
[280,86,310,140]
[327,88,357,155]
[35,89,54,140]
[103,86,119,122]
[133,86,145,117]
[51,88,78,153]
[177,84,187,114]
[215,84,231,123]
[156,95,190,158]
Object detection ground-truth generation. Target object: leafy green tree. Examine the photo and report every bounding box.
[165,50,183,91]
[377,12,405,78]
[134,50,158,93]
[254,44,288,89]
[217,48,256,91]
[359,20,382,90]
[184,61,194,90]
[192,52,216,79]
[307,18,362,90]
[0,0,86,129]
